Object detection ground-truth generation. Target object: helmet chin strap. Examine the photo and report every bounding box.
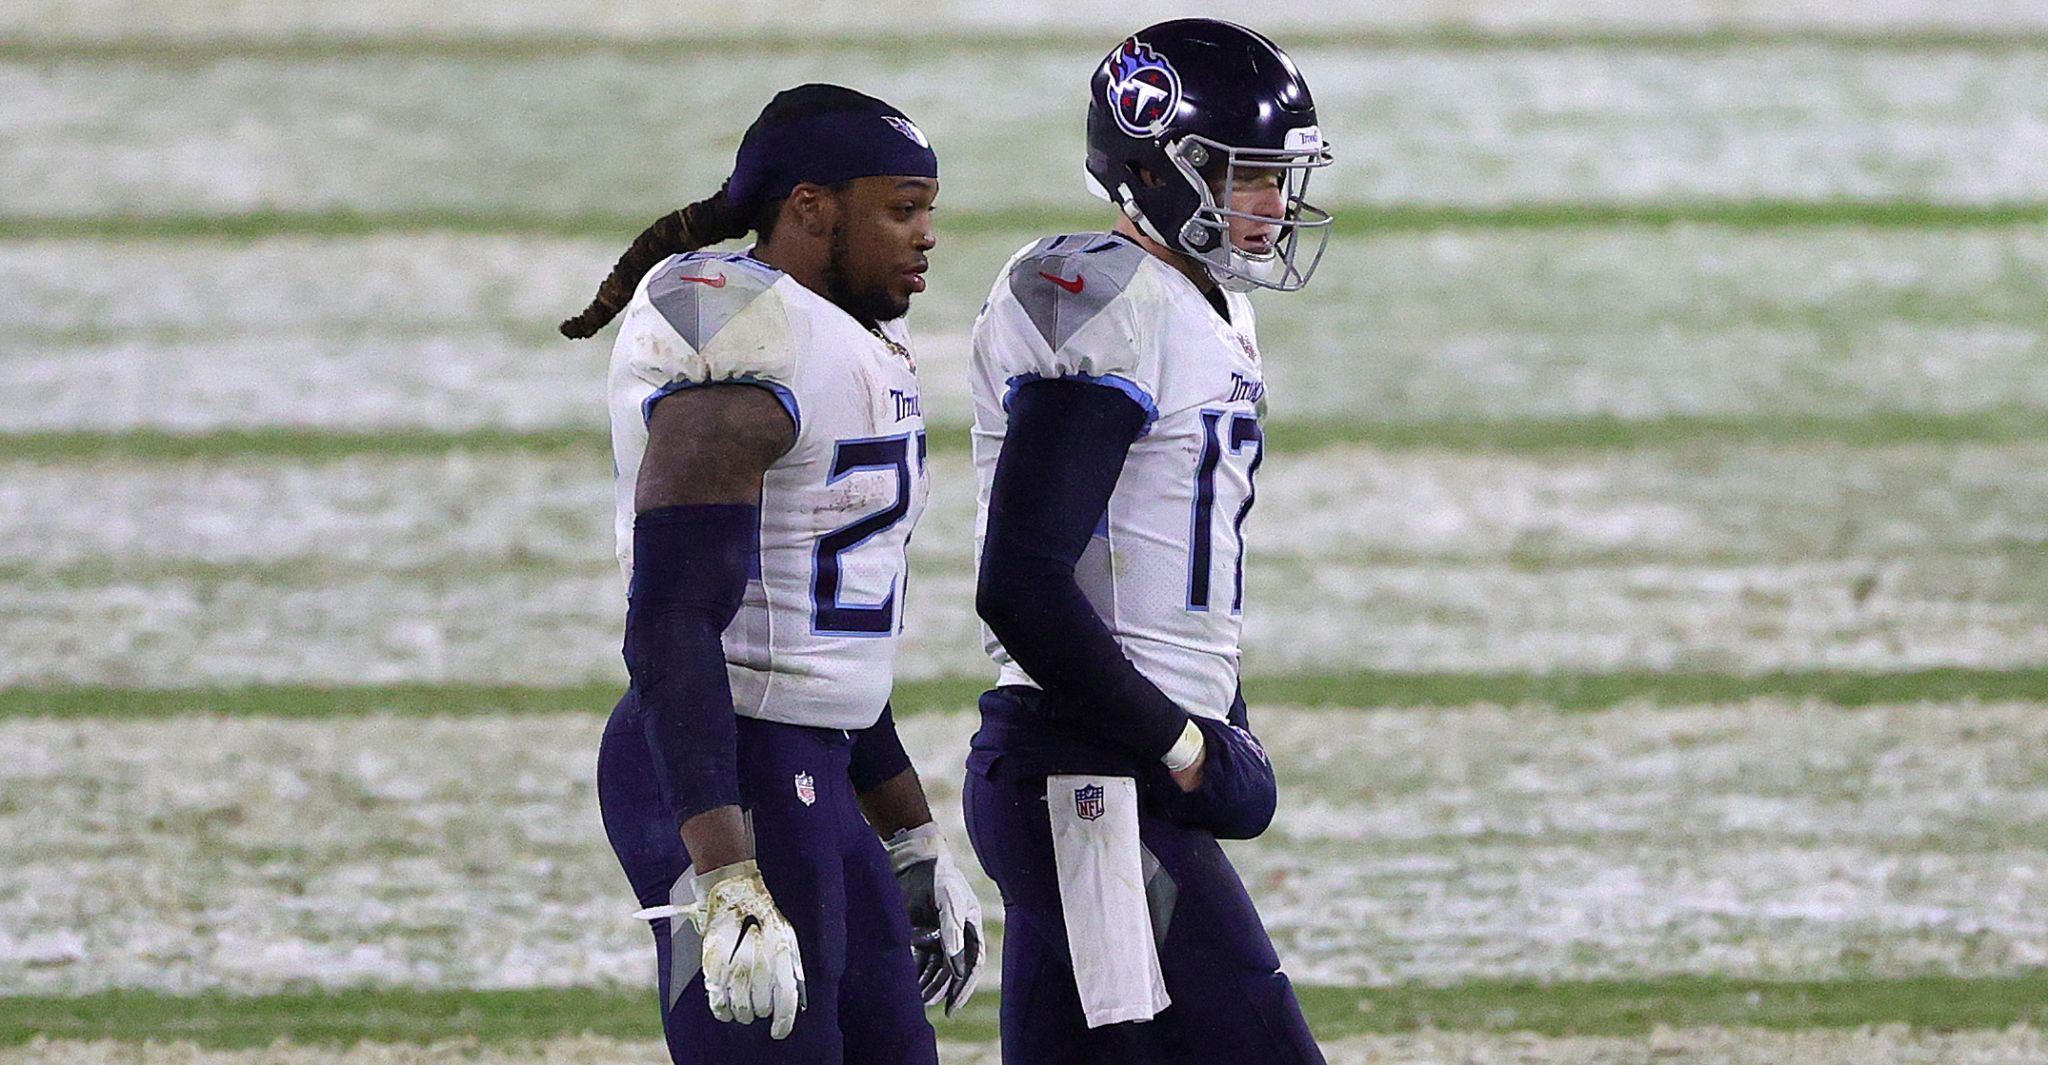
[1175,211,1273,293]
[1084,165,1274,292]
[1220,249,1284,292]
[1120,187,1176,249]
[1083,168,1180,249]
[1192,240,1276,293]
[1133,197,1260,293]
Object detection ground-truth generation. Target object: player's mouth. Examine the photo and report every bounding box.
[902,262,929,294]
[1231,226,1277,256]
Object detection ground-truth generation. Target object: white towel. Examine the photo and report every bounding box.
[1046,774,1171,1027]
[632,867,703,1012]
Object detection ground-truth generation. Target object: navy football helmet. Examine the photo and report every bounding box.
[1085,19,1333,292]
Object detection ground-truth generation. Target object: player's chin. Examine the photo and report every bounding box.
[863,286,914,322]
[883,280,919,315]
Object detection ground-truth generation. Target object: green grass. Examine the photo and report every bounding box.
[6,28,2048,65]
[1311,974,2048,1037]
[0,987,660,1048]
[6,202,2047,243]
[4,668,2041,721]
[9,974,2048,1047]
[8,409,2045,465]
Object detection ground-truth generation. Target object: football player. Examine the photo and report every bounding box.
[963,21,1332,1064]
[561,84,981,1064]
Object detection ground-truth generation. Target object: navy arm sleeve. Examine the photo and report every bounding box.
[848,702,915,793]
[976,377,1192,760]
[622,503,754,828]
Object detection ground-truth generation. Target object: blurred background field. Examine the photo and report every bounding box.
[2,2,2046,1062]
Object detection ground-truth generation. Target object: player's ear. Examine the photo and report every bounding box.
[787,183,840,238]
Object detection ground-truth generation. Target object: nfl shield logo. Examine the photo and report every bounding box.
[1074,783,1106,821]
[794,771,816,807]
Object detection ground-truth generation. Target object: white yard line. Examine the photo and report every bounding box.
[4,702,2046,994]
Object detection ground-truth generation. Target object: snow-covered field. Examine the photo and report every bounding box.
[7,551,2043,685]
[5,700,2046,995]
[6,47,2046,218]
[5,1,2046,1050]
[9,0,2048,41]
[7,226,2047,431]
[9,443,2043,569]
[2,440,2041,684]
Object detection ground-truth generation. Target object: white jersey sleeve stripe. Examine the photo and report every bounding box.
[1001,370,1159,434]
[642,376,801,431]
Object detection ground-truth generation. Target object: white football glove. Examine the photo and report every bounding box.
[681,860,807,1039]
[885,822,984,1014]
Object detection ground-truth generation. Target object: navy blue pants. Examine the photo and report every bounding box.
[597,689,937,1065]
[962,687,1325,1065]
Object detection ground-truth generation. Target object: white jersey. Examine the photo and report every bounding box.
[970,232,1265,722]
[609,251,930,731]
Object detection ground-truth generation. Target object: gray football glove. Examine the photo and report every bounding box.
[884,823,983,1014]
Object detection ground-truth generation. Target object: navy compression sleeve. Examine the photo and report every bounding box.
[622,504,754,827]
[976,377,1191,760]
[848,702,914,792]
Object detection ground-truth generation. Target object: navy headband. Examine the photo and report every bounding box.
[727,108,939,219]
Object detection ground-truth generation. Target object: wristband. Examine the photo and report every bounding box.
[1160,719,1205,772]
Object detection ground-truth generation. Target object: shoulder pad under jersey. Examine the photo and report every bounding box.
[1005,233,1152,352]
[642,252,784,353]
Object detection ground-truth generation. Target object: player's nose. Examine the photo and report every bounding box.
[1243,182,1285,219]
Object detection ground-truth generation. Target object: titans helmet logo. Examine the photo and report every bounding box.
[1105,37,1182,138]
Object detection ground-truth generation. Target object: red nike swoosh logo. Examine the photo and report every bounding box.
[675,274,727,288]
[1038,271,1084,294]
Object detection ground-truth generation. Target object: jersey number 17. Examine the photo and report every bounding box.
[1188,409,1263,614]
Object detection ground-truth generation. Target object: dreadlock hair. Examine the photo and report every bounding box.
[559,84,904,340]
[557,187,749,339]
